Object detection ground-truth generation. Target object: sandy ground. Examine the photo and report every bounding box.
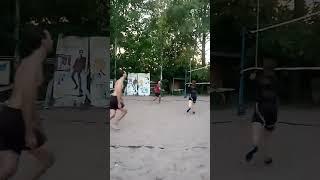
[10,108,107,180]
[213,107,320,180]
[110,96,210,180]
[6,95,209,180]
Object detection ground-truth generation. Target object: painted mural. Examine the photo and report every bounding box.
[126,73,138,96]
[137,73,150,96]
[52,36,109,107]
[53,36,89,107]
[90,37,109,107]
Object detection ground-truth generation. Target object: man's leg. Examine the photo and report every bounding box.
[71,71,78,89]
[110,107,121,130]
[110,109,116,121]
[0,150,19,180]
[245,121,263,162]
[159,95,161,103]
[28,144,55,180]
[187,100,193,113]
[192,101,196,114]
[110,108,128,130]
[263,128,273,164]
[152,96,157,101]
[262,108,277,165]
[117,108,128,122]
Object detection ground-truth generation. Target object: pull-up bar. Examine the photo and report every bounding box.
[250,11,320,34]
[187,65,209,73]
[186,82,210,85]
[241,66,320,74]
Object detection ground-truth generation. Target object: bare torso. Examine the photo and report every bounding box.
[112,78,124,97]
[7,57,43,109]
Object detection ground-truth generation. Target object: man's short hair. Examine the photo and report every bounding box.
[118,70,126,78]
[19,24,47,59]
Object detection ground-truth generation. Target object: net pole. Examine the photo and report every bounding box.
[184,70,187,98]
[255,0,260,67]
[14,0,20,68]
[114,38,117,82]
[238,27,246,115]
[189,57,192,83]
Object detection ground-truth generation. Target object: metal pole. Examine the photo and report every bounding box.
[114,38,117,82]
[160,65,163,81]
[172,78,174,95]
[255,0,260,67]
[14,0,20,67]
[184,70,187,98]
[189,58,192,83]
[238,27,246,116]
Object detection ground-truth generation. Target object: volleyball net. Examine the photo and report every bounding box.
[183,65,210,96]
[238,10,320,114]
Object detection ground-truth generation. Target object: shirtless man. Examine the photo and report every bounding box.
[0,25,55,179]
[109,70,128,130]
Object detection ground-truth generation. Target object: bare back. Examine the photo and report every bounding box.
[112,78,124,97]
[7,57,43,109]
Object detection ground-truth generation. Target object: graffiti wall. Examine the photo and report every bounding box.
[138,73,150,96]
[53,36,89,107]
[126,73,138,96]
[52,36,109,107]
[90,37,109,107]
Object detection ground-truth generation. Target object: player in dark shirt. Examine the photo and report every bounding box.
[187,80,198,114]
[245,60,279,165]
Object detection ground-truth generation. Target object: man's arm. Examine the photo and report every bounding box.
[115,82,123,105]
[21,76,38,134]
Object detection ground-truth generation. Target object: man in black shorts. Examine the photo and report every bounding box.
[0,25,55,179]
[187,80,197,114]
[109,70,128,130]
[245,59,278,165]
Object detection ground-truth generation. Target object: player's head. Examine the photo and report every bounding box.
[119,70,127,79]
[192,80,196,86]
[20,24,53,59]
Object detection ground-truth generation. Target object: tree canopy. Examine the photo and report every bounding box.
[0,0,108,56]
[110,0,210,86]
[213,0,320,67]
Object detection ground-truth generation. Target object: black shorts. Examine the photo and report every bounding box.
[155,93,160,97]
[110,96,125,110]
[189,96,197,103]
[252,102,278,131]
[0,106,47,155]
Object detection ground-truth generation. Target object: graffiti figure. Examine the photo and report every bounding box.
[71,49,87,97]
